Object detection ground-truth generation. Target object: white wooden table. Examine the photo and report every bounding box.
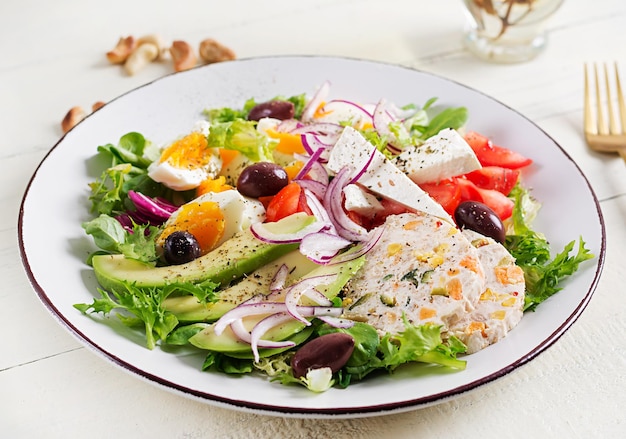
[2,0,625,437]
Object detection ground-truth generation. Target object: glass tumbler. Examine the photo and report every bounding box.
[462,0,564,63]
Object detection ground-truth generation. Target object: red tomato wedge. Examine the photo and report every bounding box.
[464,166,520,195]
[419,179,462,216]
[464,131,532,169]
[456,178,514,220]
[265,182,312,223]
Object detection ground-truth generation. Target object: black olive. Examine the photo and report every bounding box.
[163,231,202,265]
[247,100,295,121]
[291,332,355,379]
[454,200,506,243]
[236,162,289,198]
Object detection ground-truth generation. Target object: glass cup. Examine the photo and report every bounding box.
[462,0,564,63]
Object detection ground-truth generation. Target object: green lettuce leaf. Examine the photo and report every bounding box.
[207,119,277,162]
[74,281,219,350]
[505,185,594,311]
[82,214,161,263]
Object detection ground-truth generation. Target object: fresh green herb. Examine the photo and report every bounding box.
[401,269,420,288]
[82,214,161,263]
[505,185,594,311]
[74,281,219,350]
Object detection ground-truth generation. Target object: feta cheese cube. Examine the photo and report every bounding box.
[392,128,481,184]
[343,184,384,216]
[327,127,453,222]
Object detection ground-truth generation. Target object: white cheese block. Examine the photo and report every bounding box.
[327,127,453,222]
[343,184,384,216]
[392,128,481,184]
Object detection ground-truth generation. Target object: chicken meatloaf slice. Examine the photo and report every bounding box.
[447,229,526,353]
[342,212,486,336]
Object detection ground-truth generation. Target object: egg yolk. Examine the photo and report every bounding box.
[196,176,233,198]
[265,129,306,154]
[159,132,212,170]
[161,201,225,254]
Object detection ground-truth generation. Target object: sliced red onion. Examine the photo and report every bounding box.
[213,302,291,335]
[348,146,377,184]
[128,190,175,221]
[300,232,352,264]
[275,119,303,132]
[249,313,298,362]
[289,122,344,137]
[315,315,355,329]
[301,133,331,161]
[294,146,326,180]
[373,98,411,151]
[294,178,327,200]
[284,274,337,324]
[318,100,373,127]
[323,167,369,241]
[327,224,386,265]
[302,80,331,121]
[269,264,290,293]
[250,216,328,244]
[115,213,134,232]
[302,188,332,225]
[229,318,295,349]
[294,153,329,186]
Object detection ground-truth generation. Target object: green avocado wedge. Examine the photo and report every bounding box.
[91,213,316,293]
[162,250,318,322]
[188,255,365,356]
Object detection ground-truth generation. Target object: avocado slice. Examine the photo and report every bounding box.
[188,255,365,356]
[91,213,316,292]
[162,250,318,322]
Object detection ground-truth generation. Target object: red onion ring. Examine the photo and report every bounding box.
[302,81,331,121]
[323,167,369,241]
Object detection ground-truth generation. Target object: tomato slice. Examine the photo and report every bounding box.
[464,166,520,195]
[264,182,312,222]
[419,179,462,216]
[456,178,514,220]
[464,131,532,169]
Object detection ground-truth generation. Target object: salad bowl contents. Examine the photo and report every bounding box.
[19,57,603,417]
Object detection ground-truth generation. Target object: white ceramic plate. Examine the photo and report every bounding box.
[19,56,605,418]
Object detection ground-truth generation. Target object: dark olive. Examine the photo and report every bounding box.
[236,162,289,198]
[454,200,506,243]
[247,100,295,121]
[163,230,202,265]
[291,332,355,379]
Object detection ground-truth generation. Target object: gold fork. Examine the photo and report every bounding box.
[584,62,626,162]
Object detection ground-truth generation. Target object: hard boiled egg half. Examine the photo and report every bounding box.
[158,189,266,255]
[148,127,222,191]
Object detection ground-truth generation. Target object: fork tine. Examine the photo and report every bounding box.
[584,63,596,135]
[595,63,608,135]
[615,62,626,134]
[604,63,620,135]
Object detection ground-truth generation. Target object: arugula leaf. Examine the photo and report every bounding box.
[505,185,594,311]
[74,282,219,350]
[207,119,277,163]
[97,132,152,169]
[418,106,469,140]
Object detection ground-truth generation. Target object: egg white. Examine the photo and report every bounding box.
[148,123,222,191]
[165,190,266,246]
